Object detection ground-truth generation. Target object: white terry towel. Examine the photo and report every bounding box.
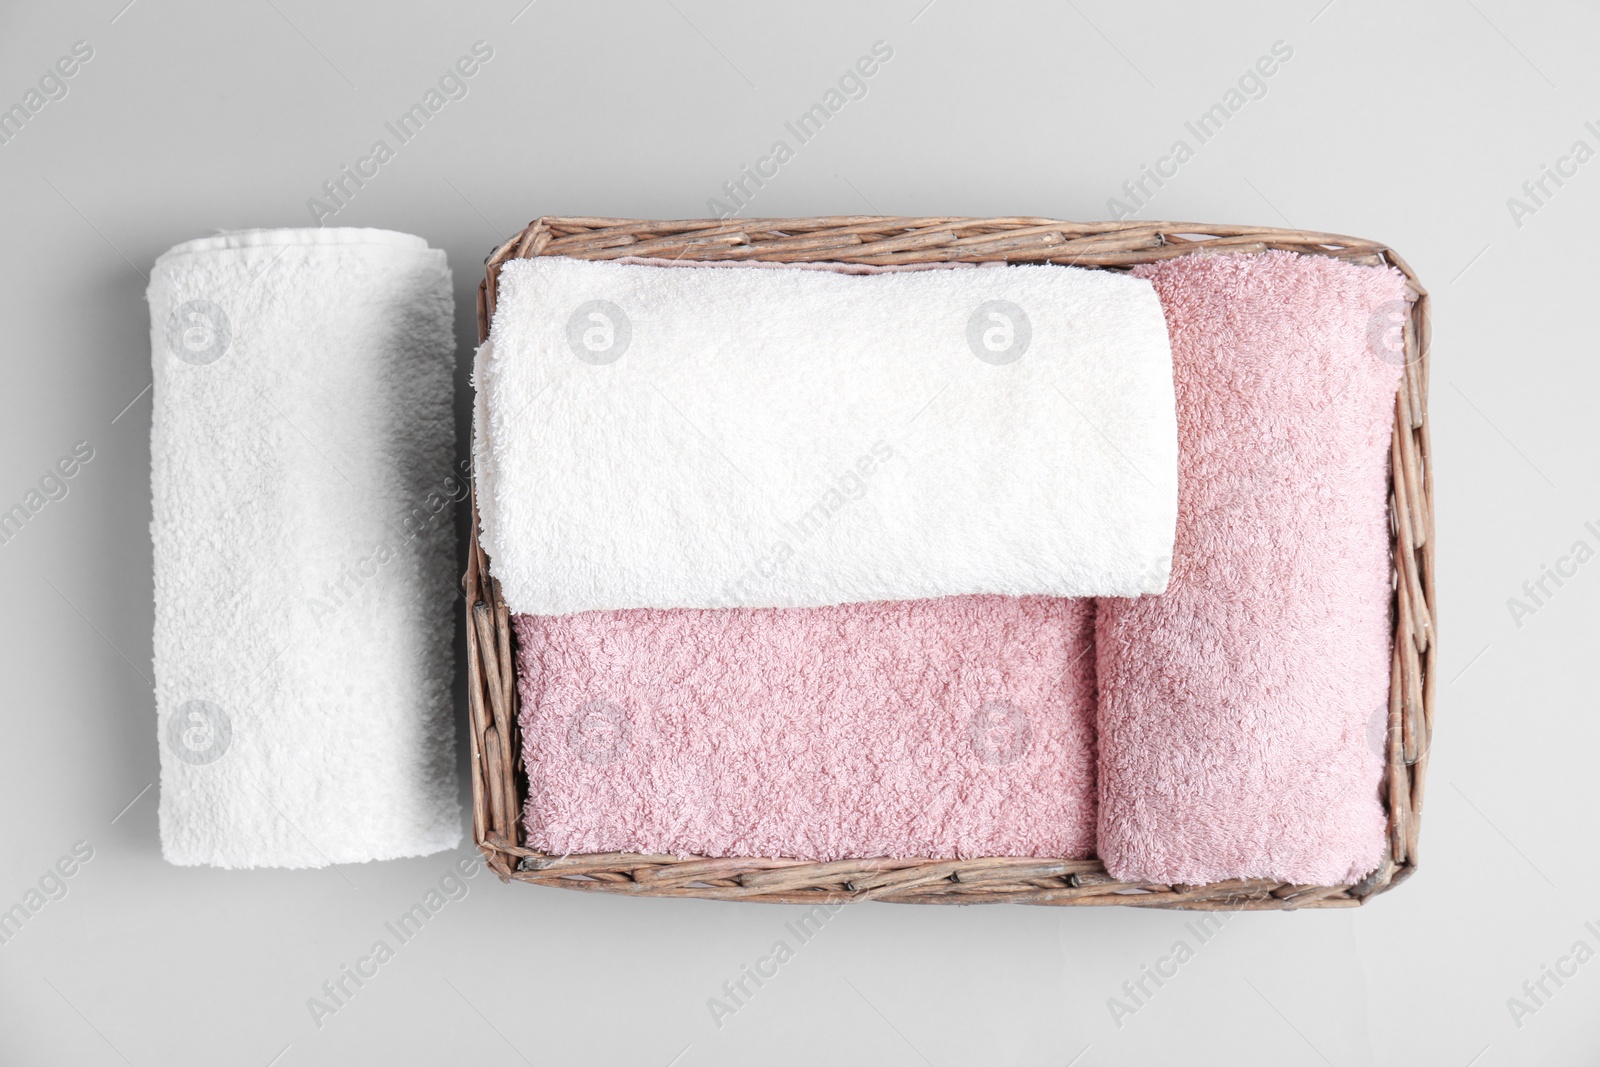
[150,228,461,868]
[475,255,1178,614]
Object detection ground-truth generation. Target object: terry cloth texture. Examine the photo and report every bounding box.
[514,595,1098,861]
[150,228,462,868]
[474,254,1177,614]
[1095,250,1409,886]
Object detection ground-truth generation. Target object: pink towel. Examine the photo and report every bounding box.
[1096,251,1408,886]
[515,595,1097,861]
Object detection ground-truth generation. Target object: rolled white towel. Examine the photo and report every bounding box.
[475,255,1178,615]
[150,228,461,868]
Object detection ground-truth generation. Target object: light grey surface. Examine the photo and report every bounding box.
[0,1,1594,1064]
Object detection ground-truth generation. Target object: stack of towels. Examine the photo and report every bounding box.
[475,249,1411,886]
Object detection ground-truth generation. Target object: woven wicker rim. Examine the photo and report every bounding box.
[465,216,1434,910]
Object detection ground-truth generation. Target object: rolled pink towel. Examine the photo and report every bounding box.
[515,595,1096,860]
[1096,251,1409,886]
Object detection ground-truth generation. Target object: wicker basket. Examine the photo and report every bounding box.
[465,216,1434,909]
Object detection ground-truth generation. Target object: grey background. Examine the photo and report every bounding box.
[0,0,1592,1063]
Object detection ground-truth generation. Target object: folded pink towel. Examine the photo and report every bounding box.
[1096,251,1408,886]
[515,595,1096,860]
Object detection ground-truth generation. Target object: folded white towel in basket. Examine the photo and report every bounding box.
[149,228,461,868]
[475,255,1178,614]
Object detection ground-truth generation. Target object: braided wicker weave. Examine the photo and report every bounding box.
[466,216,1434,909]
